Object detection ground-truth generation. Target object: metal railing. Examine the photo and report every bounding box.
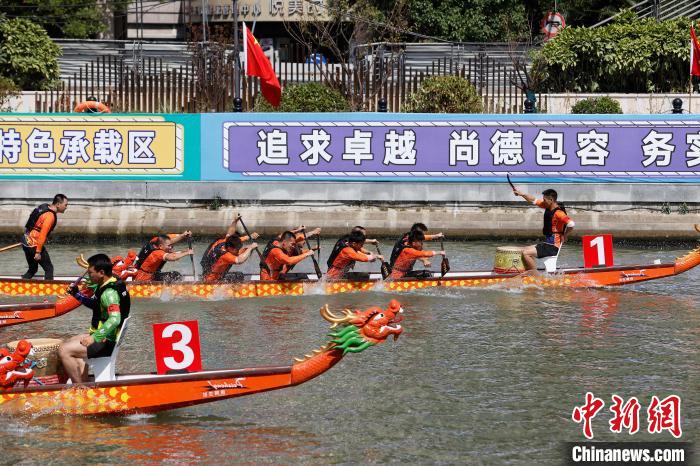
[593,0,700,27]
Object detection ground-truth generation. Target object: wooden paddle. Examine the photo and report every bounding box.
[0,242,21,253]
[187,236,196,280]
[301,228,323,279]
[439,238,450,277]
[237,215,271,274]
[374,244,391,279]
[507,173,517,193]
[695,224,700,234]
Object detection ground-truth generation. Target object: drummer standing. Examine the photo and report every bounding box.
[59,253,130,383]
[21,194,68,280]
[511,188,575,270]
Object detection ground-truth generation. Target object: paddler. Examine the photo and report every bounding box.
[21,194,69,280]
[511,187,575,270]
[389,230,445,279]
[201,235,258,282]
[133,231,194,282]
[389,223,444,271]
[260,230,316,280]
[111,250,138,280]
[326,230,380,279]
[59,253,130,383]
[327,225,378,270]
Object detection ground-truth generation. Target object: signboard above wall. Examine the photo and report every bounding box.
[189,0,330,22]
[201,114,700,182]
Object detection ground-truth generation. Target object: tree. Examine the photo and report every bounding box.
[0,18,61,90]
[0,0,125,39]
[404,76,483,113]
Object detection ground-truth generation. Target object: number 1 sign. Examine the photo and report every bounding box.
[582,234,614,268]
[153,320,203,375]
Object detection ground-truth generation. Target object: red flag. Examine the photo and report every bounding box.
[691,26,700,77]
[243,23,281,107]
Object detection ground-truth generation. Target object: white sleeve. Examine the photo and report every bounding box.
[567,220,575,228]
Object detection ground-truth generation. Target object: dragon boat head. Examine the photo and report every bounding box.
[0,339,34,389]
[320,299,404,354]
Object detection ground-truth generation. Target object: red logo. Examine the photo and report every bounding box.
[152,320,203,375]
[647,395,682,438]
[609,395,641,434]
[572,392,605,439]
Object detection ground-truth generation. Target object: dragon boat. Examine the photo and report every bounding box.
[0,243,698,306]
[0,301,403,415]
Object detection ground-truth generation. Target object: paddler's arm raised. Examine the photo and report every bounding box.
[423,233,444,241]
[513,188,536,204]
[234,243,258,264]
[168,230,192,246]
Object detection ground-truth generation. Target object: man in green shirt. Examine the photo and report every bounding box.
[58,253,131,383]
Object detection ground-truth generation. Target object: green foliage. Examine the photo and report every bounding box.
[571,96,623,114]
[0,0,120,39]
[252,82,351,112]
[405,0,529,41]
[0,18,61,90]
[404,75,483,113]
[0,76,20,111]
[534,16,691,93]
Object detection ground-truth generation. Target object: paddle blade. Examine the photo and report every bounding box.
[313,261,323,280]
[380,261,391,280]
[441,257,450,277]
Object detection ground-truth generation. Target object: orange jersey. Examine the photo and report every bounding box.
[390,248,434,279]
[134,249,166,281]
[26,212,55,253]
[204,251,239,282]
[327,247,371,279]
[261,247,308,280]
[534,200,572,247]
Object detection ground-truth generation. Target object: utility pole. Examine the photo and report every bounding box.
[233,0,242,111]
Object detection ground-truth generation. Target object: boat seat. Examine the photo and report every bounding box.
[542,244,564,273]
[88,315,131,382]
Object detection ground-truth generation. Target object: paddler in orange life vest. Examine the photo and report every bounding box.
[111,250,138,281]
[512,187,575,270]
[201,235,258,282]
[199,216,259,282]
[389,222,444,272]
[389,230,445,279]
[326,230,381,279]
[133,231,193,282]
[260,230,317,280]
[21,194,69,280]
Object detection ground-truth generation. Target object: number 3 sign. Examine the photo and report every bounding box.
[153,320,203,375]
[582,234,614,268]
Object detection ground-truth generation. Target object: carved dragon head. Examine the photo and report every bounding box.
[0,340,34,389]
[320,299,404,354]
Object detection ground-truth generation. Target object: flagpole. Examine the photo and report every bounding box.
[233,0,242,111]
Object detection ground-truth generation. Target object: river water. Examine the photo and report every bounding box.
[0,239,697,464]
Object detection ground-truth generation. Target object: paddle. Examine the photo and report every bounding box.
[439,238,450,277]
[316,233,320,263]
[301,228,323,279]
[0,242,21,253]
[237,215,271,274]
[507,173,517,193]
[187,236,196,280]
[374,244,391,279]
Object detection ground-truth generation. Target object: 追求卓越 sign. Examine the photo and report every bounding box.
[0,115,190,178]
[202,114,700,182]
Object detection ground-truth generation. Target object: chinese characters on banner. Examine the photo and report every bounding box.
[223,121,700,178]
[0,119,183,175]
[572,392,682,439]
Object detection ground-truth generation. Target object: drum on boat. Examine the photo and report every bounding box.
[7,338,65,385]
[493,246,526,273]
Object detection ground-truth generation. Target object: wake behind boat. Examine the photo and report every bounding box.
[0,244,698,306]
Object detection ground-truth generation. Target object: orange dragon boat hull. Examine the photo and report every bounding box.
[0,247,698,302]
[0,302,404,416]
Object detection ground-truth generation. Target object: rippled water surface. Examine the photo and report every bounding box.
[0,239,697,464]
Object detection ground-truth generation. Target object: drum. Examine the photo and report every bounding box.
[493,246,526,273]
[6,338,64,385]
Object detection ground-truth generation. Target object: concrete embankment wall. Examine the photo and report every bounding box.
[1,181,698,240]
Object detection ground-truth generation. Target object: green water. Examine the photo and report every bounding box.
[0,240,697,464]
